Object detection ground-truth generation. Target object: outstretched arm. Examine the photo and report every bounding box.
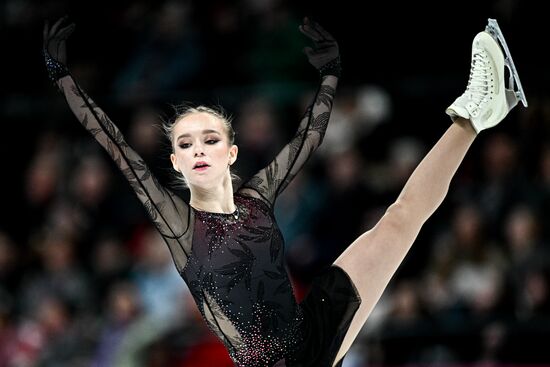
[239,18,340,206]
[43,18,191,264]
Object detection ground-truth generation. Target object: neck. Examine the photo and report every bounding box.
[189,175,235,213]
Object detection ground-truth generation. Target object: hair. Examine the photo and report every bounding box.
[162,104,240,189]
[163,105,236,148]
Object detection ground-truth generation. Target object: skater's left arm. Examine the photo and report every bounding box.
[239,18,340,206]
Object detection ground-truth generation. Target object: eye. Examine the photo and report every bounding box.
[206,139,219,145]
[178,143,191,149]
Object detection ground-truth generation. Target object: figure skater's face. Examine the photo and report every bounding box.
[170,112,238,189]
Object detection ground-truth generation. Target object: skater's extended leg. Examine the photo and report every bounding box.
[330,19,528,366]
[333,118,476,365]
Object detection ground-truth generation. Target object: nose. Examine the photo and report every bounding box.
[193,142,205,157]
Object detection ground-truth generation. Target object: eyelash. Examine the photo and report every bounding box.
[178,139,219,149]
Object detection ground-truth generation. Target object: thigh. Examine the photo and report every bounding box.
[332,203,423,365]
[291,266,361,367]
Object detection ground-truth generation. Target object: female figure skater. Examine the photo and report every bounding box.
[43,16,525,367]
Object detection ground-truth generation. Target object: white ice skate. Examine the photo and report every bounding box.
[446,18,527,134]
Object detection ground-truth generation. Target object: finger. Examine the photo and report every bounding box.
[304,48,326,59]
[303,46,314,57]
[312,39,336,49]
[301,16,325,39]
[57,23,75,40]
[309,21,334,41]
[305,44,335,58]
[43,20,49,38]
[299,24,323,42]
[58,22,75,34]
[50,15,68,36]
[303,16,327,37]
[304,18,331,41]
[303,16,315,25]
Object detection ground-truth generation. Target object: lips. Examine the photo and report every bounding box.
[193,161,210,170]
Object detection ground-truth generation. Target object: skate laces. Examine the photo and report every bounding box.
[466,48,490,110]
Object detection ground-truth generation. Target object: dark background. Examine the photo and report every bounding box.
[3,0,547,237]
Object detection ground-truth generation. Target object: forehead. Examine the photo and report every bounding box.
[173,112,225,137]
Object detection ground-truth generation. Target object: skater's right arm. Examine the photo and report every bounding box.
[43,18,190,240]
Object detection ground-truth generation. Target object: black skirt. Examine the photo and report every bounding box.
[289,265,362,367]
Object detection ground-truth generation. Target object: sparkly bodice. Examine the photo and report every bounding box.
[52,69,337,366]
[182,194,303,365]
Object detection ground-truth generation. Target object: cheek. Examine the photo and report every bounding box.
[176,152,194,170]
[211,144,230,160]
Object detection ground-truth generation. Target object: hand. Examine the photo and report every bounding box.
[43,16,75,65]
[299,17,340,76]
[43,16,75,84]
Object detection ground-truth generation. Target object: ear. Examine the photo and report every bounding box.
[170,153,179,172]
[229,145,238,166]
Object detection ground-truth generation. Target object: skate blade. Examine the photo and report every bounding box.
[485,18,528,107]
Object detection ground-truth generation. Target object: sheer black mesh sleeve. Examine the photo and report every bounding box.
[239,75,337,207]
[55,75,192,270]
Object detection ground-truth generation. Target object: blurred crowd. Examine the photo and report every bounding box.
[2,0,550,366]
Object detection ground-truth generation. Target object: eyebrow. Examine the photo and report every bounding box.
[176,129,221,140]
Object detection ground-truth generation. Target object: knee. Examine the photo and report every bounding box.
[385,201,408,222]
[383,200,423,229]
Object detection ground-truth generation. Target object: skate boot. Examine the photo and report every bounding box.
[446,18,527,134]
